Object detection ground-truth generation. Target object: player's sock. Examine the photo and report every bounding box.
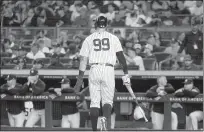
[102,103,112,130]
[90,107,99,131]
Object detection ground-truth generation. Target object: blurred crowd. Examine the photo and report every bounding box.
[1,0,203,71]
[1,0,203,27]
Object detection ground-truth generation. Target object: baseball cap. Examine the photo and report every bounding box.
[183,79,193,84]
[60,78,70,84]
[184,55,192,61]
[145,44,153,51]
[29,68,38,76]
[6,74,16,81]
[133,44,142,50]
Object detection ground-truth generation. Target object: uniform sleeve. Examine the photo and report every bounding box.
[183,87,200,98]
[115,37,123,53]
[31,81,46,95]
[146,85,158,98]
[61,88,75,93]
[0,85,7,93]
[79,39,90,57]
[164,83,175,93]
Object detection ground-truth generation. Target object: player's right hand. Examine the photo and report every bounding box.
[122,74,131,85]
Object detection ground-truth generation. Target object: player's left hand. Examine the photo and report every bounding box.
[122,74,131,86]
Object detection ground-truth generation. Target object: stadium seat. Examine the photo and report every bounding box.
[153,46,166,52]
[36,58,51,67]
[153,52,172,70]
[1,53,11,57]
[25,58,34,64]
[143,58,157,70]
[1,57,12,65]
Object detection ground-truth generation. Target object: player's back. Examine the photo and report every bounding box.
[80,31,122,65]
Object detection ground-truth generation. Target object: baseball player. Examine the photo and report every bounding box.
[49,77,81,128]
[174,79,203,130]
[74,15,130,131]
[0,75,27,127]
[23,68,46,127]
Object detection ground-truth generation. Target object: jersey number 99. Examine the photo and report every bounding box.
[93,38,110,51]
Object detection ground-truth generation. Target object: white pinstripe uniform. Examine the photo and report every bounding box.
[80,31,123,108]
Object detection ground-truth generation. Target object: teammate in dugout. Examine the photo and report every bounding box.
[49,77,83,128]
[0,75,27,127]
[74,15,131,131]
[173,79,203,130]
[145,76,176,130]
[23,68,46,127]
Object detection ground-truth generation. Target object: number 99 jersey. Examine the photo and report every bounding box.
[79,31,123,65]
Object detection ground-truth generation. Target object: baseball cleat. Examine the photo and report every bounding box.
[100,117,107,131]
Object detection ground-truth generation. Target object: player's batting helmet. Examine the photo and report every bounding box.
[95,16,108,28]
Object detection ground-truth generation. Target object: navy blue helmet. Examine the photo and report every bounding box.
[95,16,108,28]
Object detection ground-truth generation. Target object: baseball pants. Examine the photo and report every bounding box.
[61,112,80,128]
[187,110,203,130]
[7,111,25,127]
[25,109,45,127]
[89,65,115,108]
[151,111,177,130]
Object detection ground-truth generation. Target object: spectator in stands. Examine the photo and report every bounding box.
[24,68,46,127]
[189,0,203,17]
[146,76,176,130]
[57,31,69,48]
[73,35,84,50]
[105,3,116,24]
[26,43,46,60]
[2,39,12,54]
[49,42,66,57]
[47,55,64,69]
[35,30,52,48]
[33,59,44,69]
[133,43,142,56]
[8,34,16,48]
[38,39,50,55]
[174,79,203,130]
[164,38,181,57]
[10,45,25,58]
[172,1,191,25]
[178,21,203,65]
[113,29,126,47]
[64,43,79,60]
[124,47,145,70]
[35,7,47,27]
[151,1,169,12]
[48,77,81,128]
[22,8,37,27]
[56,7,72,27]
[111,11,125,27]
[149,33,161,47]
[12,57,27,70]
[2,6,15,27]
[177,55,201,71]
[74,7,90,27]
[177,32,186,46]
[125,9,147,27]
[143,44,156,59]
[70,1,87,22]
[126,30,140,44]
[0,75,27,127]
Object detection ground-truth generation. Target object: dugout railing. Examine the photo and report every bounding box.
[0,69,203,130]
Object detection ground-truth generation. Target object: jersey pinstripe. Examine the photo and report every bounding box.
[79,31,123,65]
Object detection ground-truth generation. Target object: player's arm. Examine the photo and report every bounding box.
[115,37,128,74]
[74,39,90,92]
[116,51,128,74]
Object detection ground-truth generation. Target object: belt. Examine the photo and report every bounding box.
[91,63,113,67]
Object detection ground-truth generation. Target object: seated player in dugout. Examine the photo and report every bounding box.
[145,76,176,130]
[173,79,203,130]
[79,86,116,129]
[23,68,46,127]
[48,77,84,128]
[0,75,27,127]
